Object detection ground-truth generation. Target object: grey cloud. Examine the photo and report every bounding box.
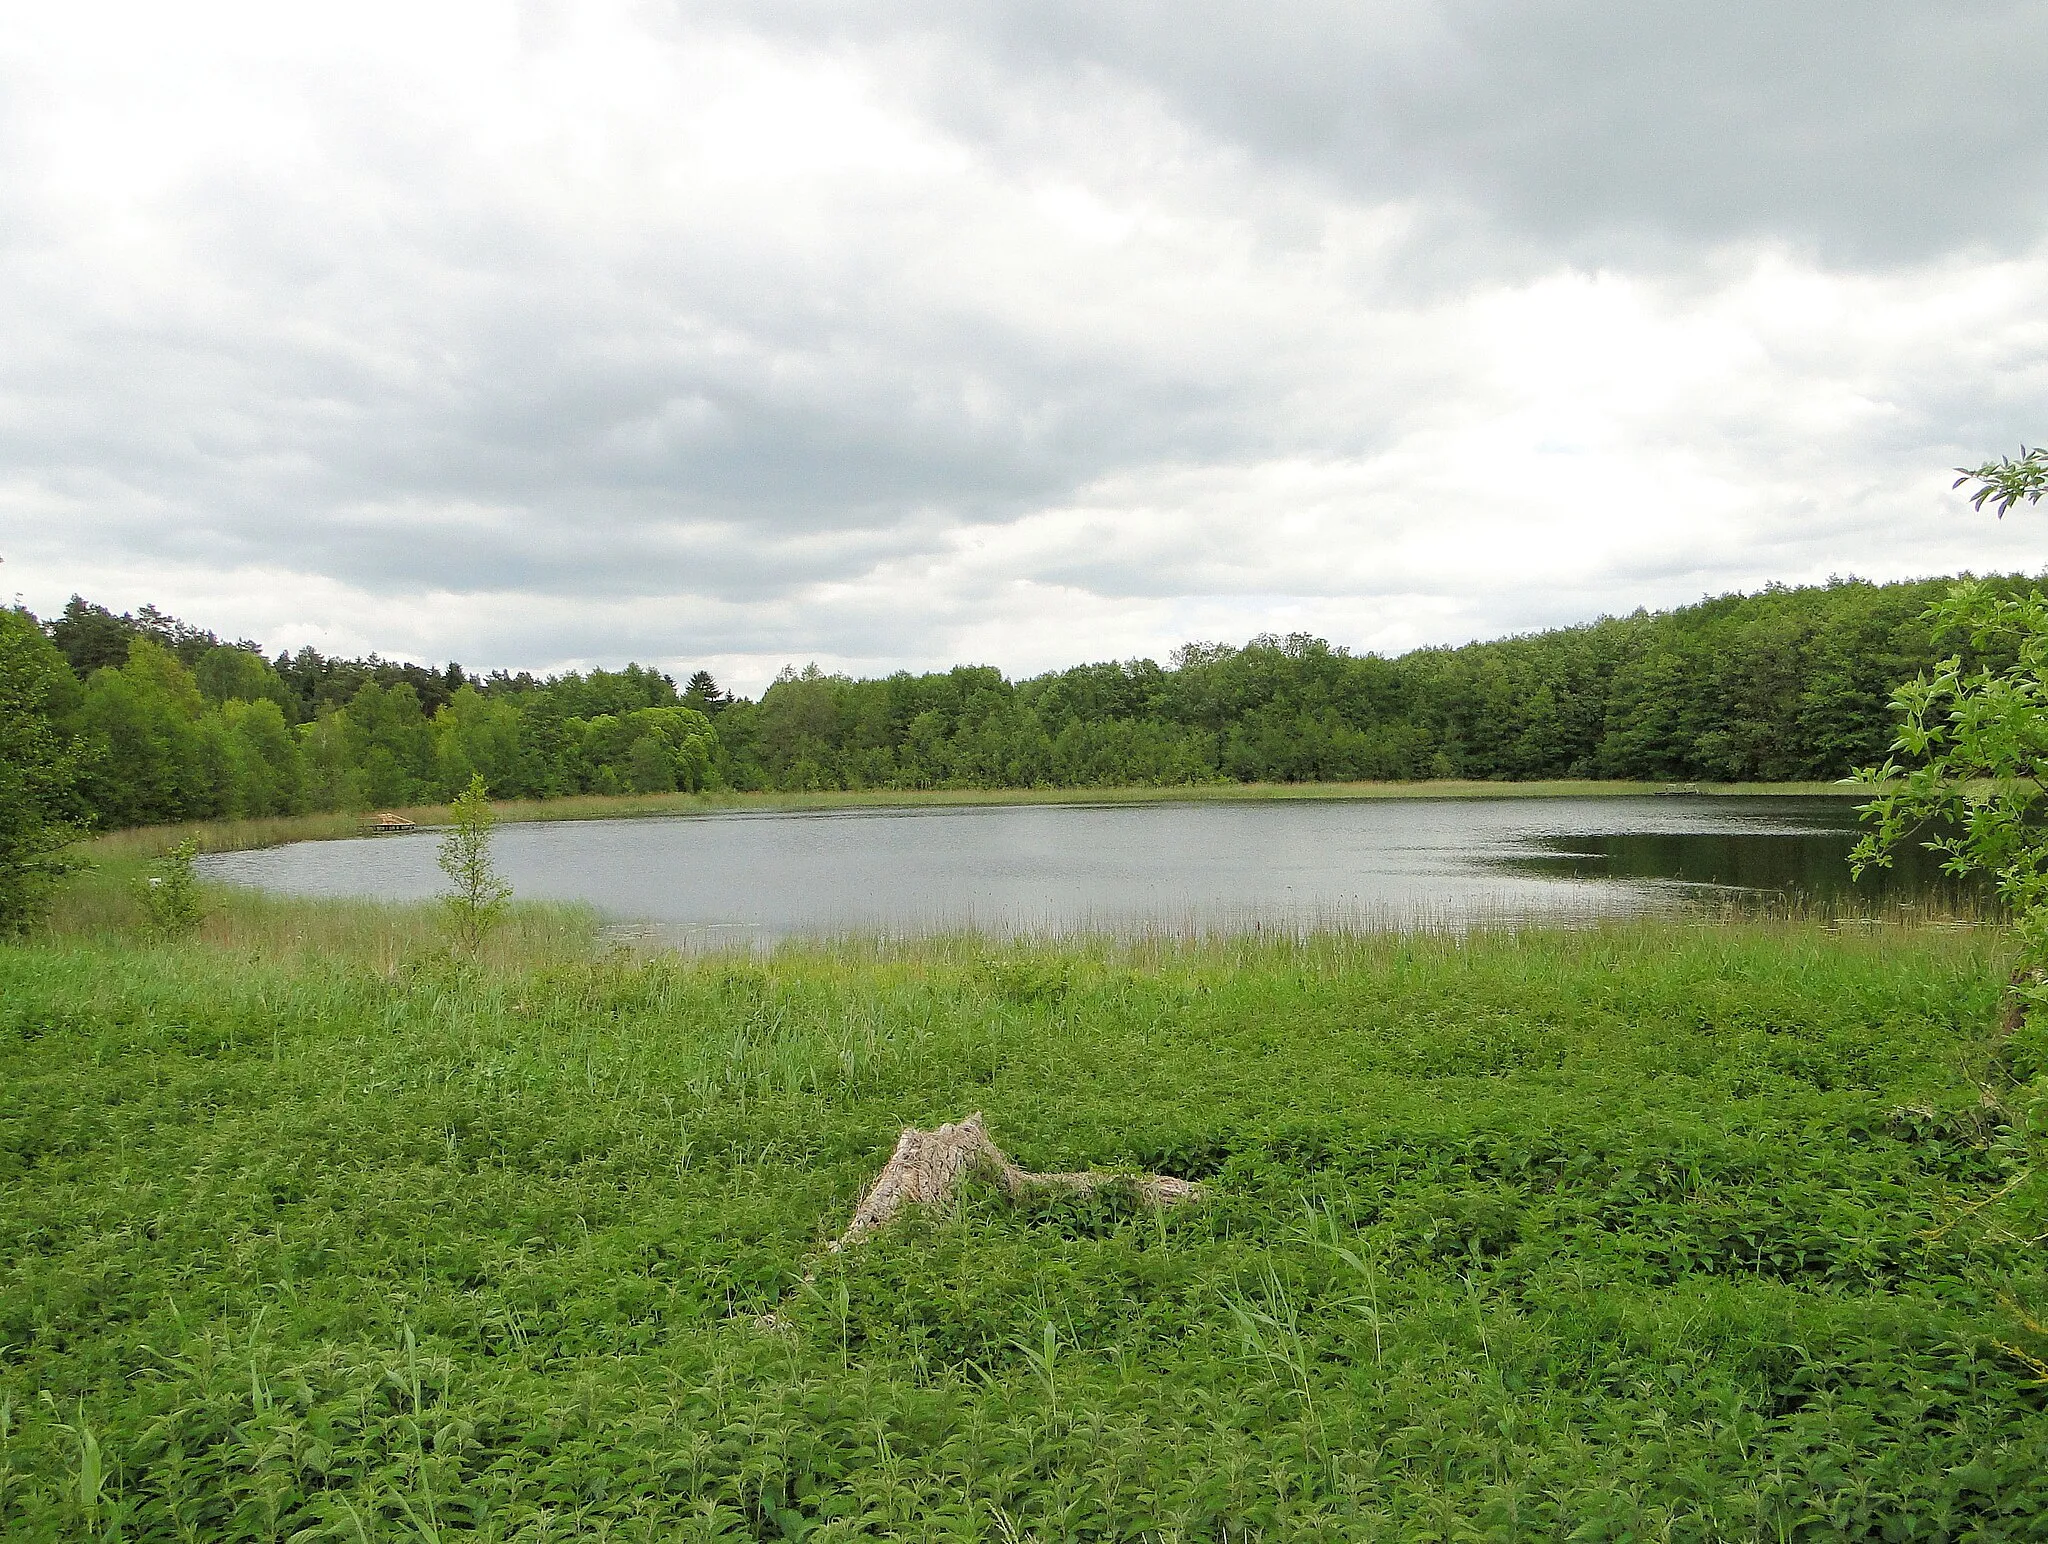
[7,142,1309,608]
[736,0,2048,270]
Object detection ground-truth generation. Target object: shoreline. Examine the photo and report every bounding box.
[76,777,1868,860]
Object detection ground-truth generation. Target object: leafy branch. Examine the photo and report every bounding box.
[1954,445,2048,519]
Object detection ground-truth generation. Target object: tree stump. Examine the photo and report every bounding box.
[831,1112,1199,1250]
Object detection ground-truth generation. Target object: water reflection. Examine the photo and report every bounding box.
[1493,798,1971,908]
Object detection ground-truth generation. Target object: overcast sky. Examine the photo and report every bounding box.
[5,2,2046,693]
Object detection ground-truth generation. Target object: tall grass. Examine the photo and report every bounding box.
[44,827,602,970]
[2,908,2044,1539]
[74,810,369,861]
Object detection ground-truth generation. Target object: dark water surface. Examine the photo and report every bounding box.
[198,794,1970,944]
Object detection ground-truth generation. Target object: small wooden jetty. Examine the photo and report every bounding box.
[361,812,418,834]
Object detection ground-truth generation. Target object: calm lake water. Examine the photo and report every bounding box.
[197,794,1970,944]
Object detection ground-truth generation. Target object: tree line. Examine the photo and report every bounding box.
[5,574,2039,836]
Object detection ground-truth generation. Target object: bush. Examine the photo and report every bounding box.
[137,839,204,936]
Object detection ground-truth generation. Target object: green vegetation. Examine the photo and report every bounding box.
[438,775,513,953]
[136,839,205,938]
[24,571,2045,833]
[0,608,88,933]
[1856,454,2048,963]
[3,870,2045,1538]
[40,606,720,824]
[1955,446,2048,519]
[1858,582,2048,965]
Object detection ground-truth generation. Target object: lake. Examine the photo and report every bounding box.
[196,793,1971,945]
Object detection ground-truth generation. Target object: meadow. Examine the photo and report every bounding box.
[3,835,2047,1540]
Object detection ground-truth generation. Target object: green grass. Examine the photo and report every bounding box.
[4,902,2046,1540]
[42,834,603,973]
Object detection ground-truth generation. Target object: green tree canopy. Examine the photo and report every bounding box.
[75,639,210,827]
[0,608,89,932]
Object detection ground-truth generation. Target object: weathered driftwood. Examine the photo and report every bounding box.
[831,1112,1199,1250]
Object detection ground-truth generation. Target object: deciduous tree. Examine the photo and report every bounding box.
[0,609,89,932]
[1853,449,2048,955]
[438,773,512,951]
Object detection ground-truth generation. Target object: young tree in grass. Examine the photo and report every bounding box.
[139,838,206,937]
[438,773,512,950]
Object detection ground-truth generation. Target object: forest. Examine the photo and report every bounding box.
[13,572,2034,830]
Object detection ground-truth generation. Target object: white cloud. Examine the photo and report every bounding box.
[3,3,2045,695]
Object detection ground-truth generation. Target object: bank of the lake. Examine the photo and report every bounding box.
[58,780,1875,940]
[67,777,1865,864]
[3,882,2045,1538]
